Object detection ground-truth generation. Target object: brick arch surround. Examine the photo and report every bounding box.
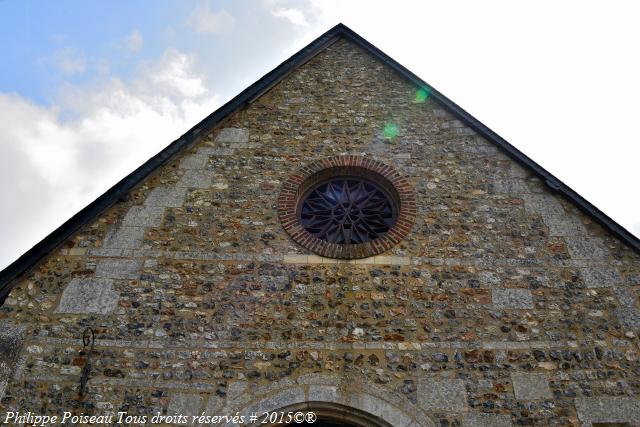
[277,155,416,259]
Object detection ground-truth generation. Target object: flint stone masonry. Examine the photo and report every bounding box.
[122,205,165,227]
[144,186,188,207]
[95,258,142,279]
[511,372,552,400]
[54,278,119,314]
[417,377,468,412]
[102,226,146,249]
[1,36,640,427]
[463,413,512,427]
[492,288,534,309]
[575,397,640,426]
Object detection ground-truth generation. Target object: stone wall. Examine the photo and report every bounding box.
[1,37,639,427]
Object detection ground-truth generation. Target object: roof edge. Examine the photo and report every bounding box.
[1,23,638,301]
[0,24,345,301]
[335,24,640,254]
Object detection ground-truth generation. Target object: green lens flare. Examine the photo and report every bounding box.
[383,123,398,139]
[415,88,429,103]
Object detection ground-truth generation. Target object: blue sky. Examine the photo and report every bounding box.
[1,0,639,268]
[0,1,295,106]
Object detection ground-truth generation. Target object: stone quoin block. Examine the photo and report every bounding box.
[564,236,609,259]
[522,193,586,236]
[613,286,636,307]
[492,179,529,194]
[95,258,142,279]
[580,267,622,288]
[103,226,146,249]
[122,205,165,227]
[492,288,534,309]
[54,278,119,314]
[167,393,204,424]
[177,170,213,189]
[215,127,248,144]
[0,321,26,399]
[144,187,188,207]
[463,413,512,427]
[615,307,640,329]
[575,397,640,426]
[205,394,224,417]
[179,154,209,170]
[417,377,468,412]
[511,372,552,400]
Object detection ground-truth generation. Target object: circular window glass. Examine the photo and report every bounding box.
[298,177,397,244]
[278,156,416,259]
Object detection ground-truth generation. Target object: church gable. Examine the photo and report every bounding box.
[1,26,639,426]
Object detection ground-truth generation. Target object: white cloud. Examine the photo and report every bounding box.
[188,4,235,34]
[3,0,640,272]
[123,29,144,53]
[49,47,86,75]
[147,50,207,98]
[287,0,640,240]
[272,8,309,27]
[0,49,220,269]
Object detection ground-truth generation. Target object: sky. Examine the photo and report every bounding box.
[0,0,639,269]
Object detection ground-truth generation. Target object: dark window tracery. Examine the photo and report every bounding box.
[278,156,416,259]
[298,177,397,244]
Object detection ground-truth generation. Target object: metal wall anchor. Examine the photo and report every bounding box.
[78,327,95,398]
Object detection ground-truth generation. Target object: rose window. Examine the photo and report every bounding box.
[298,177,397,244]
[278,156,416,259]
